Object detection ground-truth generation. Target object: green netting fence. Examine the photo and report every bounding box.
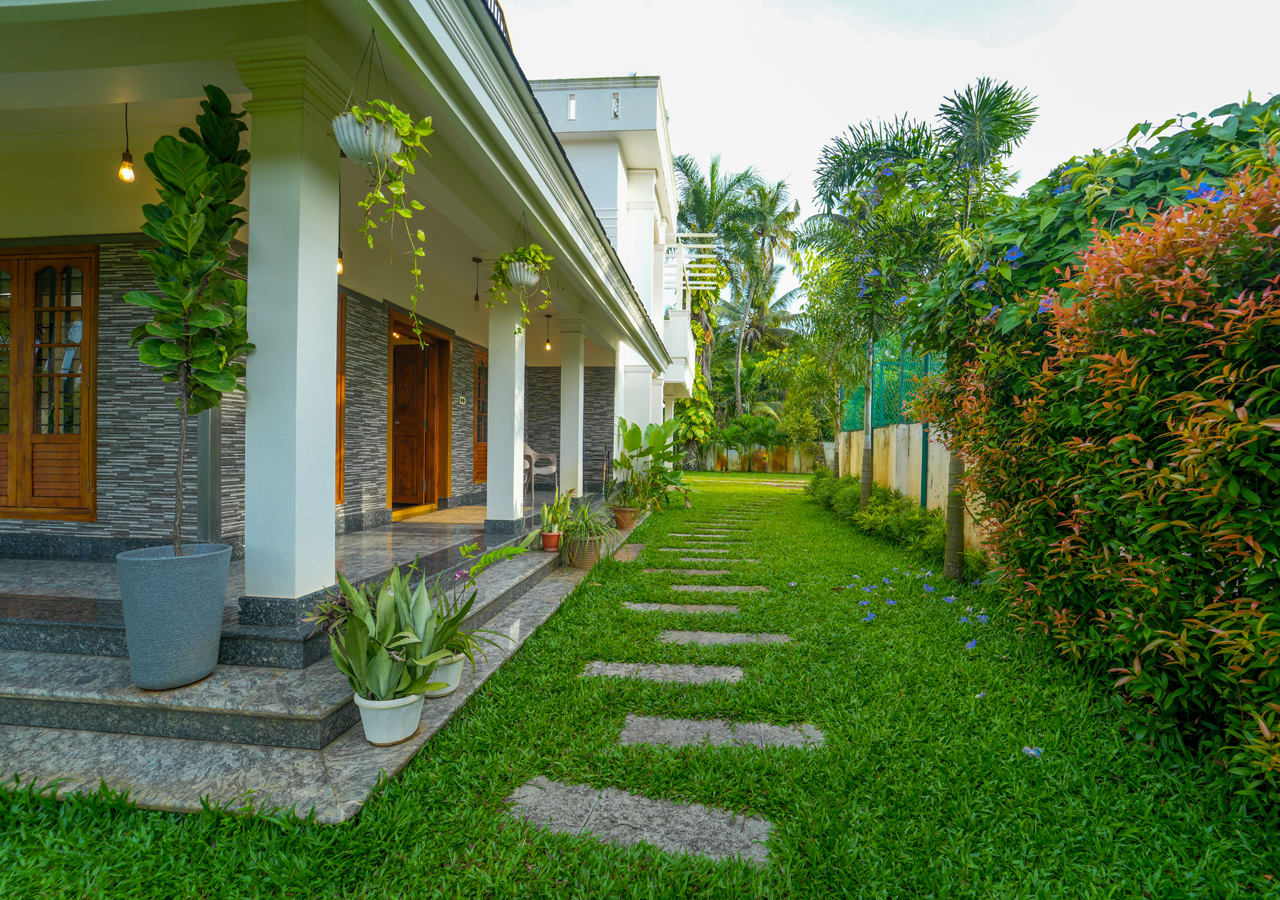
[841,343,936,431]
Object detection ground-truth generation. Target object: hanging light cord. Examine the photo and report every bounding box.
[123,102,130,153]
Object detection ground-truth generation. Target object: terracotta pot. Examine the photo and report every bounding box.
[567,537,603,568]
[613,506,638,530]
[541,531,562,552]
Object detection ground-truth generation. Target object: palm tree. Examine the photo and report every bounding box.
[745,180,800,284]
[674,154,759,394]
[933,78,1037,579]
[718,261,799,417]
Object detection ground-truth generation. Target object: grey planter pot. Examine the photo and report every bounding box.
[116,543,231,690]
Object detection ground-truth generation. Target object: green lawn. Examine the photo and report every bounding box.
[2,475,1277,898]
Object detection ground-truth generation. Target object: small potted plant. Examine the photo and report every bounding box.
[608,476,645,530]
[489,243,553,331]
[418,549,512,697]
[539,488,574,552]
[562,503,619,569]
[308,566,453,745]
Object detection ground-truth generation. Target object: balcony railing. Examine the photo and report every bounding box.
[482,0,511,47]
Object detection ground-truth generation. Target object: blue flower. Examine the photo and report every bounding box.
[978,261,990,274]
[971,579,981,586]
[886,599,897,605]
[959,616,970,623]
[1022,746,1043,758]
[984,305,1001,322]
[860,599,871,606]
[895,295,907,305]
[965,639,977,650]
[1052,184,1070,195]
[1038,297,1054,315]
[789,581,797,587]
[863,586,873,593]
[1005,245,1024,261]
[974,280,987,290]
[862,613,876,622]
[883,578,891,585]
[943,596,956,603]
[853,575,861,580]
[975,691,986,699]
[1185,183,1224,202]
[977,614,989,624]
[923,584,935,593]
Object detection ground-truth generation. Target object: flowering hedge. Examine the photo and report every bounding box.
[916,166,1280,792]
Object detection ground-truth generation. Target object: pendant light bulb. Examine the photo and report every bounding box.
[544,313,552,352]
[337,248,344,275]
[117,103,135,183]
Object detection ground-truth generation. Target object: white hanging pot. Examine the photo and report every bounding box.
[333,112,403,169]
[505,261,541,293]
[352,692,424,745]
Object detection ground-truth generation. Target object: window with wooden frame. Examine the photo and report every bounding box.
[473,351,488,483]
[335,293,346,505]
[0,247,97,520]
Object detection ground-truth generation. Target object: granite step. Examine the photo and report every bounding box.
[0,650,355,749]
[0,532,552,670]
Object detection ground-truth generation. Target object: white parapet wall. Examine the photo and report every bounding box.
[838,424,984,552]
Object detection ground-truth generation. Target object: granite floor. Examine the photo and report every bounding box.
[0,517,486,627]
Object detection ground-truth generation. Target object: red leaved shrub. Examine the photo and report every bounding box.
[918,167,1280,792]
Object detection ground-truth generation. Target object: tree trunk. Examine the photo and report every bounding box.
[174,368,188,557]
[861,338,874,508]
[944,452,966,579]
[733,322,746,417]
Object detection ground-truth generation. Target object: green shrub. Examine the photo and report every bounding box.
[808,468,841,508]
[917,165,1280,793]
[831,480,860,519]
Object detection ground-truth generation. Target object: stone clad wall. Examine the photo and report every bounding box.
[335,292,389,532]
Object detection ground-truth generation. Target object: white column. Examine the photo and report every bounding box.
[486,299,526,529]
[559,318,586,497]
[622,365,652,427]
[650,375,664,425]
[664,397,676,422]
[238,42,342,598]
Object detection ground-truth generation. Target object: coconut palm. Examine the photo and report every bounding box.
[674,154,759,393]
[718,261,799,416]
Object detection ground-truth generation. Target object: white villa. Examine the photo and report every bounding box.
[0,0,697,814]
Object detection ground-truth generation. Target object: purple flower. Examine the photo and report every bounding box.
[862,613,876,622]
[1038,297,1054,315]
[923,584,935,593]
[1022,746,1043,758]
[454,569,466,581]
[965,639,977,650]
[789,581,797,587]
[971,579,981,587]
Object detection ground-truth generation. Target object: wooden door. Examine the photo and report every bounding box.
[391,344,425,506]
[0,248,96,519]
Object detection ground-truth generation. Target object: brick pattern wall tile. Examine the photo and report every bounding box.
[449,337,483,506]
[336,293,389,531]
[584,366,615,490]
[0,239,199,543]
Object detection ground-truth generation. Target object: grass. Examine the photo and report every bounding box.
[2,474,1277,898]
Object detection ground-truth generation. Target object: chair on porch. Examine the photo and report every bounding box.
[524,443,558,498]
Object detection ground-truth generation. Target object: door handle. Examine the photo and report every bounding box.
[394,419,400,425]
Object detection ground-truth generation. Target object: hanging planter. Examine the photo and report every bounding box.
[488,241,553,332]
[332,111,403,168]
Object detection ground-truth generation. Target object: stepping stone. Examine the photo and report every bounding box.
[673,584,768,593]
[614,543,644,562]
[660,630,790,645]
[582,661,743,684]
[681,557,760,564]
[642,568,731,575]
[506,776,771,865]
[619,715,824,749]
[657,547,729,554]
[668,533,741,539]
[624,602,738,614]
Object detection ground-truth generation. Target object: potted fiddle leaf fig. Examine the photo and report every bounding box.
[116,85,254,691]
[489,243,552,331]
[334,99,434,336]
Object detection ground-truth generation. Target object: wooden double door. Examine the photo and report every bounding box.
[390,318,451,510]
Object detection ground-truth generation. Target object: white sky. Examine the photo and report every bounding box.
[504,0,1280,300]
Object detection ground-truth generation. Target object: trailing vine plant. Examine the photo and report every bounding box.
[488,242,553,332]
[347,99,434,341]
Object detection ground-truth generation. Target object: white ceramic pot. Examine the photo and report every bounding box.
[424,652,466,698]
[332,112,403,169]
[352,692,424,746]
[505,260,541,291]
